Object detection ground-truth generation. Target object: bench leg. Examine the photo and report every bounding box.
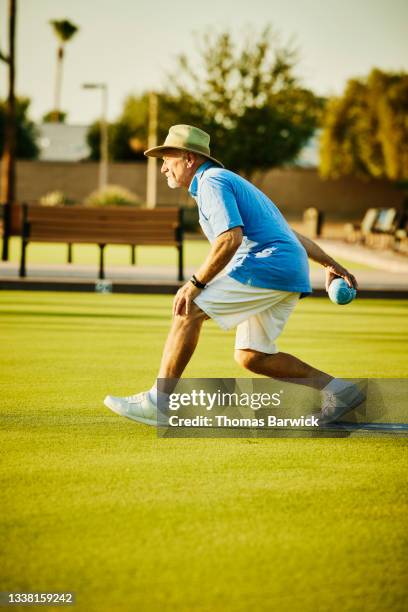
[177,244,184,281]
[1,234,9,262]
[131,245,136,265]
[19,240,28,277]
[67,243,73,264]
[99,244,106,279]
[1,202,11,262]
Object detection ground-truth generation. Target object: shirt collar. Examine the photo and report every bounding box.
[188,160,215,197]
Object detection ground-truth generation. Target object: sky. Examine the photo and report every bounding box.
[1,0,408,126]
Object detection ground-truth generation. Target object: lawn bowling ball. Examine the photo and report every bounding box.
[328,277,357,305]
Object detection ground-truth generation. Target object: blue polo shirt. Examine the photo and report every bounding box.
[188,161,312,295]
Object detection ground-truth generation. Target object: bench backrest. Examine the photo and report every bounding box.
[23,205,183,245]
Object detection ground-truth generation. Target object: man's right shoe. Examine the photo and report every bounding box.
[104,391,159,426]
[319,382,366,424]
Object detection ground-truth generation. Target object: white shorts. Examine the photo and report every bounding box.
[194,275,300,354]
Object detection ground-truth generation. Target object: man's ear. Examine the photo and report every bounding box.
[185,152,196,168]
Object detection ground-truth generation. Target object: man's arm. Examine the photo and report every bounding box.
[195,226,243,285]
[294,230,358,291]
[173,226,243,316]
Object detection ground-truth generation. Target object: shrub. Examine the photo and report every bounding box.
[86,184,141,207]
[40,191,74,206]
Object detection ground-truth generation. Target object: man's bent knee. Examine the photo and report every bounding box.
[234,349,267,370]
[174,303,209,325]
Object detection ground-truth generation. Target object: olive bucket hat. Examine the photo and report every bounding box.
[144,124,224,167]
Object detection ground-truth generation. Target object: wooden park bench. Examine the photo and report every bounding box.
[1,202,23,260]
[19,204,184,280]
[365,208,399,249]
[344,208,379,244]
[344,206,408,253]
[392,211,408,255]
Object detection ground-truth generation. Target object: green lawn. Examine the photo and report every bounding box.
[1,291,407,611]
[3,236,375,270]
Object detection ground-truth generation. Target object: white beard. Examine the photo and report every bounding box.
[167,177,181,189]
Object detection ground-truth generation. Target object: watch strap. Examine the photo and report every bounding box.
[190,274,206,289]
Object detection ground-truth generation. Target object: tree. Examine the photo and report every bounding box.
[48,19,79,122]
[86,94,162,161]
[42,110,67,123]
[320,69,408,181]
[1,0,17,262]
[0,97,39,159]
[85,27,323,177]
[165,26,324,177]
[86,121,113,161]
[86,120,138,161]
[0,0,17,209]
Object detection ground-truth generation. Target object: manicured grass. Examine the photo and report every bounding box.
[1,291,407,611]
[3,236,375,270]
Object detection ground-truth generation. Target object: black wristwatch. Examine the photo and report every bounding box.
[190,274,206,289]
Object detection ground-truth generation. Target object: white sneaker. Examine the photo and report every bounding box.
[320,383,366,423]
[104,391,159,426]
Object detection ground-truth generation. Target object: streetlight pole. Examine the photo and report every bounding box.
[82,83,108,190]
[100,86,108,190]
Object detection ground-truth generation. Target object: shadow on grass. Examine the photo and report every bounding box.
[0,297,172,311]
[0,309,165,321]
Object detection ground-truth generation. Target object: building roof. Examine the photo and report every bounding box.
[38,123,91,162]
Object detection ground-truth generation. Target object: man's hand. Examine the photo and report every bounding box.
[173,282,202,317]
[293,231,359,292]
[325,262,358,292]
[171,227,242,317]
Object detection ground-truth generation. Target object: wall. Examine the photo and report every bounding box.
[3,160,405,220]
[256,169,405,220]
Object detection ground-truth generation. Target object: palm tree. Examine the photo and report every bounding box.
[1,0,17,261]
[49,19,79,122]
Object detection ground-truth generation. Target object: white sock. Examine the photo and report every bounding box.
[148,384,169,407]
[323,378,352,395]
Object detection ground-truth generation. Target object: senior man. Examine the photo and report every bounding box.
[104,125,364,425]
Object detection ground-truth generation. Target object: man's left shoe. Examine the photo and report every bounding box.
[319,383,366,424]
[104,391,159,426]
